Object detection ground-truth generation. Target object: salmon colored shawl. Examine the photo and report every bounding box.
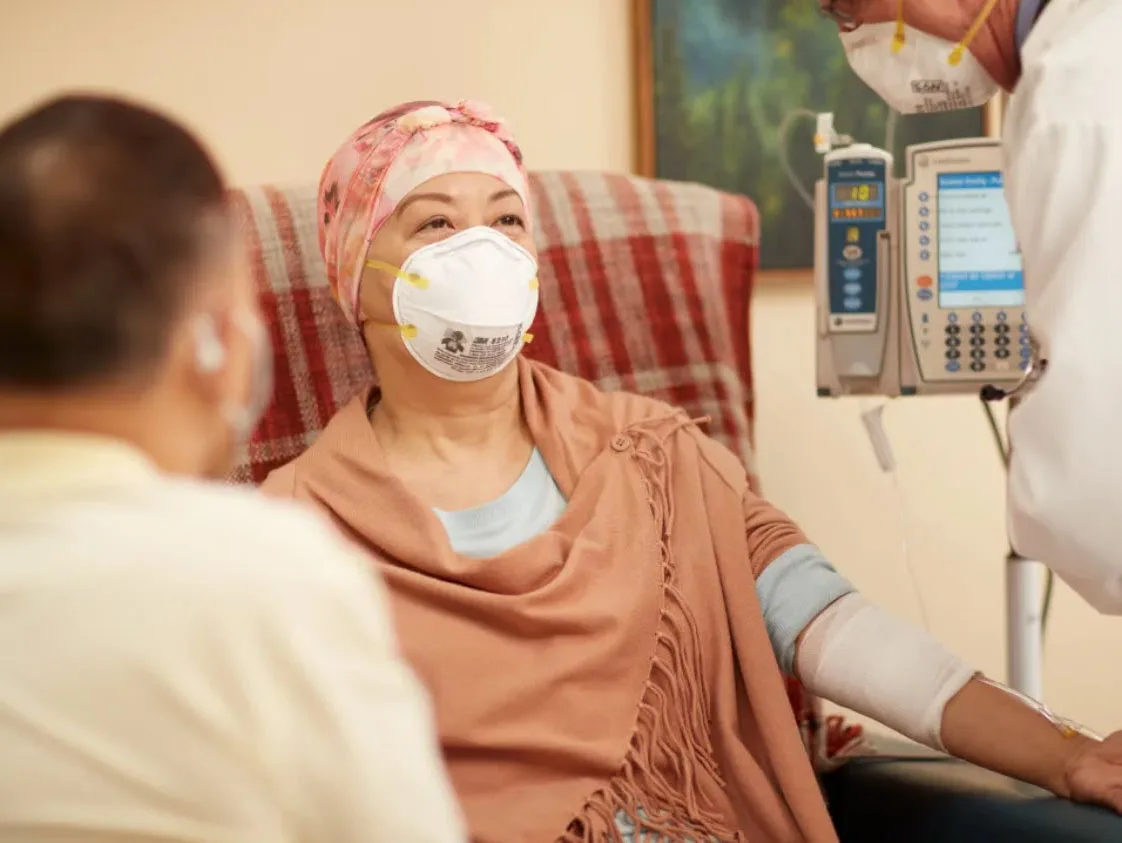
[262,357,837,843]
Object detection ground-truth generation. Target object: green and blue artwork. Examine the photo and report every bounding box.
[651,0,983,269]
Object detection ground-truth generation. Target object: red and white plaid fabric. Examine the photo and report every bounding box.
[227,170,862,770]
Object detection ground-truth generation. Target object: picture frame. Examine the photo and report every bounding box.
[631,0,999,272]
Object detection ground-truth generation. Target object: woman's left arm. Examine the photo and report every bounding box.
[734,484,1122,810]
[941,677,1122,811]
[795,591,1122,812]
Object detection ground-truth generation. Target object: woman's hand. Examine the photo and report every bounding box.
[1063,732,1122,813]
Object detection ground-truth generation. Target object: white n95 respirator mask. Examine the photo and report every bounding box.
[840,18,1000,115]
[366,226,539,383]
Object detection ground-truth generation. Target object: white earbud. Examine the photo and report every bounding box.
[194,314,227,373]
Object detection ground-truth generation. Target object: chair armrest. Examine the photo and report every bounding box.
[821,739,1122,843]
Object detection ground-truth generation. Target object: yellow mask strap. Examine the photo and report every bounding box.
[949,0,1002,65]
[365,259,428,290]
[364,320,419,339]
[892,0,906,53]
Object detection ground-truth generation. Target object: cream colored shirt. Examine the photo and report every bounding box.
[0,432,465,843]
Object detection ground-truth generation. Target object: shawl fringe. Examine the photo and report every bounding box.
[559,418,745,843]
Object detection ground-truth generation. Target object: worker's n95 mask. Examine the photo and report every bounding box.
[366,226,539,383]
[840,21,1000,115]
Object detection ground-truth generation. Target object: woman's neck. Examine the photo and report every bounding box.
[370,364,534,510]
[371,364,528,458]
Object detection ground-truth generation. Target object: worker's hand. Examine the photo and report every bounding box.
[1063,732,1122,813]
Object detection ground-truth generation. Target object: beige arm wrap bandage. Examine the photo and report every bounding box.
[796,592,976,752]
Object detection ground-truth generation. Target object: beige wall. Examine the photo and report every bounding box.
[0,0,633,182]
[3,0,1115,735]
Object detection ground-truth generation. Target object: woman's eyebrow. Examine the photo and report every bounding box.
[394,191,454,217]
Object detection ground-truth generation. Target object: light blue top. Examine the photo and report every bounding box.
[434,448,853,674]
[432,447,568,558]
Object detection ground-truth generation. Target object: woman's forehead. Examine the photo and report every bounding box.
[372,125,528,226]
[400,172,525,206]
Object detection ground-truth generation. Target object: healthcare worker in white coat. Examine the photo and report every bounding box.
[0,94,464,843]
[823,0,1122,614]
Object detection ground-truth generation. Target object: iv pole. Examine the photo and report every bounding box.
[1003,408,1045,699]
[985,92,1045,700]
[1008,558,1045,697]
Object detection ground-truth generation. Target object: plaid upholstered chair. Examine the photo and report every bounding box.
[228,172,858,774]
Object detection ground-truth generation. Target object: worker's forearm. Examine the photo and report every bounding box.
[940,676,1091,797]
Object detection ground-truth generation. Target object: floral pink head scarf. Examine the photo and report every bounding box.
[318,100,530,326]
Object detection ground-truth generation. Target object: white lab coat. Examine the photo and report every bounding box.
[0,433,465,843]
[1004,0,1122,613]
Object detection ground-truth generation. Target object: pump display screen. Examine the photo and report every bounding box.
[936,171,1024,309]
[830,177,884,223]
[833,182,881,203]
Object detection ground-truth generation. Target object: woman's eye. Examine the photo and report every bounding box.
[495,214,525,229]
[419,217,451,233]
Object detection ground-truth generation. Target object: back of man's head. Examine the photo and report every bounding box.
[0,94,228,390]
[0,94,265,478]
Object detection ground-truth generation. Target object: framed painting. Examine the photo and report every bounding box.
[632,0,992,271]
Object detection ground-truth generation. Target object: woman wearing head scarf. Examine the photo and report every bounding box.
[263,100,1122,842]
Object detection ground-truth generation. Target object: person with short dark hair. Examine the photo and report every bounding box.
[0,94,464,843]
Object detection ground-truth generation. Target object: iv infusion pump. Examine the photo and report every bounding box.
[816,137,1027,397]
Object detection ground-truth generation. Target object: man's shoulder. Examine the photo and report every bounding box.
[119,476,365,588]
[146,475,325,529]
